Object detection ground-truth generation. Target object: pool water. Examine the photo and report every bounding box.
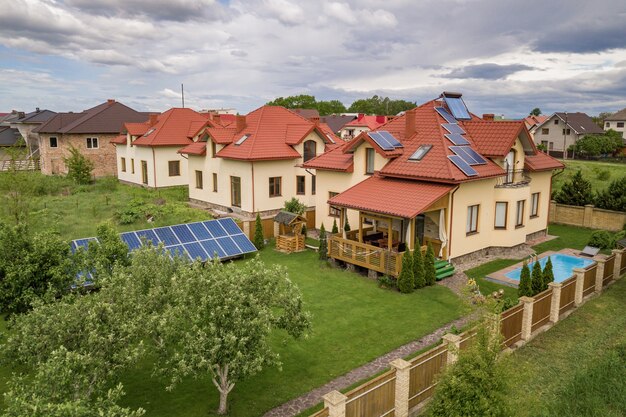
[505,254,594,283]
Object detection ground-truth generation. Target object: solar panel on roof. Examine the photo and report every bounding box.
[448,155,478,177]
[444,133,470,146]
[443,96,471,120]
[435,107,456,124]
[442,123,465,135]
[450,146,482,165]
[378,131,403,148]
[460,146,487,165]
[367,131,394,151]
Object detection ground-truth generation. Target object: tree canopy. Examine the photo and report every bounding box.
[267,94,416,116]
[554,170,594,206]
[266,95,347,116]
[572,130,623,157]
[348,95,416,115]
[529,108,542,116]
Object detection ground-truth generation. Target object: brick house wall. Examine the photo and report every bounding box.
[39,133,119,177]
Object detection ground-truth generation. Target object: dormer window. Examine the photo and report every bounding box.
[235,134,250,146]
[200,133,209,142]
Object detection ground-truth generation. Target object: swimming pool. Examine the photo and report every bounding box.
[505,254,594,283]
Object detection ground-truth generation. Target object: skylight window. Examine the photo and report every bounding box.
[326,134,336,144]
[235,134,250,146]
[143,128,156,137]
[409,145,432,161]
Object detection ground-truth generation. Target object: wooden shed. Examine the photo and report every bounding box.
[274,211,307,253]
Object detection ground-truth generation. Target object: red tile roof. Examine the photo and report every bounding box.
[131,108,209,147]
[303,142,353,172]
[110,134,127,145]
[462,120,526,157]
[344,114,389,130]
[524,115,548,127]
[328,174,454,218]
[524,152,565,171]
[125,122,148,136]
[178,141,207,156]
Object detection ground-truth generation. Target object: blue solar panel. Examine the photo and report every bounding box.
[444,133,470,146]
[121,232,141,250]
[378,131,403,148]
[461,147,487,165]
[188,222,212,240]
[74,238,96,251]
[217,218,243,235]
[448,155,478,177]
[200,239,226,259]
[136,229,159,245]
[171,224,196,244]
[450,146,487,166]
[216,236,241,257]
[435,107,456,124]
[232,234,257,253]
[184,242,208,260]
[166,244,189,260]
[442,123,465,135]
[443,96,471,120]
[154,227,179,246]
[367,132,394,151]
[204,220,227,238]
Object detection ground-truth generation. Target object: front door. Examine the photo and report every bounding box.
[141,160,148,185]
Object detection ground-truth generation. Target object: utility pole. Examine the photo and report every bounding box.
[181,84,185,108]
[562,111,568,160]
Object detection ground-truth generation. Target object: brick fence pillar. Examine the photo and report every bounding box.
[243,221,250,237]
[441,333,462,365]
[390,358,411,417]
[520,296,534,341]
[612,249,623,280]
[548,282,562,323]
[594,258,606,294]
[583,204,594,228]
[323,391,347,417]
[573,267,585,306]
[273,220,280,238]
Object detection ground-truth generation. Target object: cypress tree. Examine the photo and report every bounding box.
[424,243,436,286]
[518,261,532,298]
[413,248,426,289]
[318,223,328,261]
[531,260,544,295]
[397,250,414,293]
[542,257,554,289]
[331,219,338,234]
[344,218,351,232]
[253,212,264,250]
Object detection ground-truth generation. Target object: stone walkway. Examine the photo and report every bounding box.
[262,314,472,417]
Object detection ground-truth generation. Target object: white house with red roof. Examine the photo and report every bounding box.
[179,105,338,219]
[112,108,212,187]
[304,92,563,273]
[340,114,391,141]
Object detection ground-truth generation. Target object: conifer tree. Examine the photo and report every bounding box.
[397,250,414,293]
[413,248,426,289]
[531,260,544,295]
[542,257,554,289]
[331,219,338,234]
[344,218,351,232]
[424,243,436,286]
[518,261,532,298]
[253,213,264,250]
[318,223,328,261]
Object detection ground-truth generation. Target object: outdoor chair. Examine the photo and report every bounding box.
[579,246,600,257]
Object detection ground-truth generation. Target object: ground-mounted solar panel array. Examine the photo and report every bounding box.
[71,218,257,262]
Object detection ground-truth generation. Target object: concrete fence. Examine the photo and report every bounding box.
[310,249,624,417]
[549,201,626,231]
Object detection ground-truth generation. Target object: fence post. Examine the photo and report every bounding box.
[548,282,561,323]
[243,221,250,237]
[612,249,623,280]
[583,204,594,228]
[573,267,585,306]
[390,358,411,417]
[520,296,534,341]
[594,258,606,294]
[441,333,462,364]
[323,391,347,417]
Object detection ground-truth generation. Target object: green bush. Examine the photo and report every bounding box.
[594,176,626,212]
[542,257,554,289]
[331,219,338,234]
[413,248,425,289]
[283,197,306,215]
[253,212,264,250]
[554,170,593,207]
[518,261,532,298]
[377,275,396,290]
[592,167,611,181]
[531,260,544,295]
[397,250,414,293]
[344,218,351,232]
[63,146,94,185]
[115,199,144,225]
[318,223,327,261]
[588,230,613,249]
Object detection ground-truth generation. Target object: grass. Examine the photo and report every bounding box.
[506,277,626,416]
[551,159,626,195]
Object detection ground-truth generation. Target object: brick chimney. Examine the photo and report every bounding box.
[236,115,246,132]
[357,113,365,121]
[376,115,386,124]
[107,99,116,105]
[149,114,158,126]
[405,109,416,138]
[18,111,25,119]
[212,114,221,125]
[482,113,495,121]
[309,116,320,125]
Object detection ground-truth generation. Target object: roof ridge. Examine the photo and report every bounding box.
[59,102,118,133]
[245,105,266,160]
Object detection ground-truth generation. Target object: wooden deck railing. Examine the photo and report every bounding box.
[328,236,403,276]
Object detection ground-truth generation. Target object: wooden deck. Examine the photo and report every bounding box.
[328,235,404,276]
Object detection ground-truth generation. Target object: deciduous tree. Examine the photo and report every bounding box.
[529,108,542,116]
[64,146,94,184]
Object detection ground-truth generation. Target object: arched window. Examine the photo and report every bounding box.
[303,140,317,162]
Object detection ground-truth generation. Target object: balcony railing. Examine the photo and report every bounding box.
[495,169,531,188]
[328,235,404,276]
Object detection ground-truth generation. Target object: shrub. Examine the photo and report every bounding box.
[377,275,396,290]
[115,199,144,225]
[63,146,94,185]
[542,257,554,289]
[594,176,626,212]
[301,224,307,237]
[413,248,426,289]
[592,167,611,181]
[588,230,613,249]
[424,244,436,286]
[397,250,414,293]
[531,260,544,295]
[253,212,264,250]
[344,218,351,232]
[318,223,327,261]
[554,170,593,207]
[331,219,338,234]
[518,261,532,298]
[283,197,306,215]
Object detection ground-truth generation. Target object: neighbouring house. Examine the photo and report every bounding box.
[340,114,391,141]
[112,108,213,188]
[604,108,626,139]
[34,100,149,176]
[0,126,22,161]
[523,115,548,134]
[530,112,603,157]
[321,114,357,134]
[304,92,563,276]
[7,108,57,155]
[178,105,338,221]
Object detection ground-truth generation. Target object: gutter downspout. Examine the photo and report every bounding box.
[447,185,460,260]
[251,162,256,214]
[152,148,157,188]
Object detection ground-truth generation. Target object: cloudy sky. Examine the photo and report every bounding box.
[1,0,626,118]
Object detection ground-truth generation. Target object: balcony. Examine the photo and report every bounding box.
[328,234,404,276]
[495,169,531,188]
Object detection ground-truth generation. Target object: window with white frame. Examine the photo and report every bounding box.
[86,137,98,149]
[49,136,58,148]
[494,202,507,229]
[531,193,540,217]
[516,200,525,227]
[466,204,479,234]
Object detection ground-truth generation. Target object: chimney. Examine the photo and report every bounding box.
[405,109,416,138]
[358,113,364,121]
[36,107,40,113]
[376,115,386,124]
[18,111,25,119]
[107,99,116,105]
[236,115,246,132]
[212,114,221,125]
[149,114,158,126]
[309,116,320,125]
[482,113,495,121]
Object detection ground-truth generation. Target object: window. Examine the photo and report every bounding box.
[195,170,203,189]
[618,122,625,128]
[269,177,282,197]
[235,134,249,145]
[312,175,316,195]
[141,160,148,185]
[329,192,340,217]
[554,119,558,125]
[531,193,540,217]
[211,141,217,158]
[86,137,99,149]
[606,122,610,128]
[49,136,58,148]
[303,140,317,162]
[562,128,570,135]
[131,158,135,174]
[230,176,241,207]
[467,205,479,234]
[516,200,525,227]
[296,175,305,195]
[168,160,180,177]
[409,144,432,161]
[541,128,549,135]
[549,142,554,150]
[494,202,507,229]
[121,157,126,172]
[213,173,218,192]
[541,140,548,148]
[365,148,375,174]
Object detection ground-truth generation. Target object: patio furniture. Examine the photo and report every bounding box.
[579,246,600,257]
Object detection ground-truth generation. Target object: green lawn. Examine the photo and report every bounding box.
[551,159,626,195]
[506,278,626,417]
